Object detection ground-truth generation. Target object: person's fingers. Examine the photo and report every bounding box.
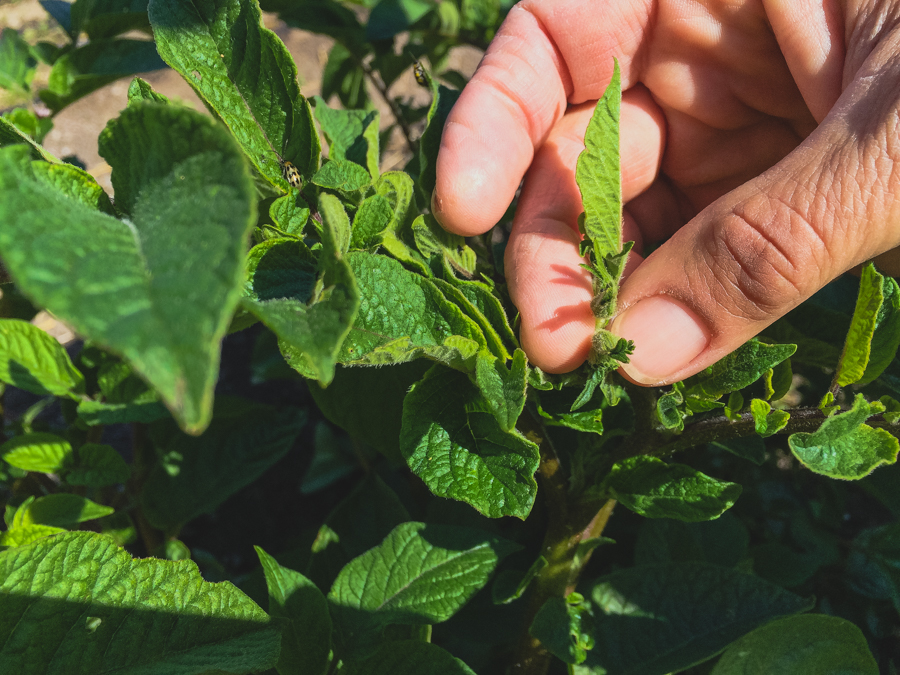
[433,0,652,237]
[508,89,665,373]
[611,37,900,385]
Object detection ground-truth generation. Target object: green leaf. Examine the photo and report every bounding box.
[341,252,487,371]
[536,383,605,435]
[430,274,509,360]
[788,394,899,479]
[269,193,311,237]
[0,106,255,434]
[306,472,411,590]
[0,117,56,162]
[603,455,742,522]
[308,361,431,464]
[412,214,476,276]
[16,494,114,527]
[836,263,898,386]
[417,84,460,202]
[862,269,900,384]
[576,59,621,260]
[685,339,796,401]
[351,194,393,250]
[318,192,352,256]
[0,531,279,674]
[440,272,519,356]
[313,97,379,178]
[141,397,306,531]
[473,349,527,432]
[340,640,476,675]
[2,108,53,144]
[247,238,317,303]
[370,171,429,272]
[66,443,130,487]
[77,398,171,426]
[492,555,548,605]
[127,76,170,105]
[765,357,793,401]
[400,365,539,519]
[579,562,813,675]
[328,521,518,660]
[0,523,65,547]
[149,0,320,188]
[749,399,790,437]
[255,547,332,675]
[312,159,372,195]
[0,319,84,398]
[254,201,359,385]
[530,593,595,665]
[40,39,165,112]
[711,615,878,675]
[0,28,38,94]
[0,432,73,473]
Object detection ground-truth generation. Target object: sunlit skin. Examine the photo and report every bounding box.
[433,0,900,385]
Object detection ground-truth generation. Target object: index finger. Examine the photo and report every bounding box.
[432,0,652,236]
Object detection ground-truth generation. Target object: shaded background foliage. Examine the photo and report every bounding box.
[0,1,898,674]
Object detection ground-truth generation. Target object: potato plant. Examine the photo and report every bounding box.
[0,1,898,674]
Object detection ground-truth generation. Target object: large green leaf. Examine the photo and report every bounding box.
[711,615,878,675]
[255,547,331,675]
[685,339,796,401]
[340,252,487,370]
[149,0,320,188]
[39,39,165,112]
[788,394,899,479]
[576,59,621,260]
[400,365,539,519]
[0,531,279,674]
[328,521,518,660]
[341,640,477,675]
[141,397,306,531]
[0,320,84,398]
[0,105,255,434]
[576,563,813,675]
[603,456,742,522]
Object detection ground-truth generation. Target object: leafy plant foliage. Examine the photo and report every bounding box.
[0,0,898,673]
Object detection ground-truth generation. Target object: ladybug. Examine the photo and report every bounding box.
[281,160,301,188]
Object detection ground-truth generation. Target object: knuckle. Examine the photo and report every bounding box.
[700,196,832,321]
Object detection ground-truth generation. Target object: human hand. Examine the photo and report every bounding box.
[433,0,900,384]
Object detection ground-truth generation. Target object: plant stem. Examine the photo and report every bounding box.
[128,423,163,556]
[510,411,617,675]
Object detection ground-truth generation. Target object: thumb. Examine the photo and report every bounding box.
[610,52,900,385]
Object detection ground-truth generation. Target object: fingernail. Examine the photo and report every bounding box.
[610,296,709,384]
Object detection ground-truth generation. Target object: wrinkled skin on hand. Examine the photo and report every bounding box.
[433,0,900,384]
